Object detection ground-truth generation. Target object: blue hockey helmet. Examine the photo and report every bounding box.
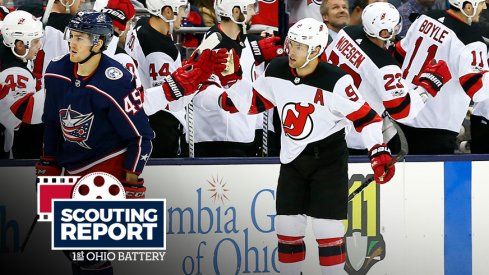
[65,10,113,48]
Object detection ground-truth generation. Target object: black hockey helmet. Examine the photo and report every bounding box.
[65,10,113,49]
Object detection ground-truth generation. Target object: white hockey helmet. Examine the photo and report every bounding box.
[362,2,402,41]
[1,10,43,59]
[285,18,329,68]
[146,0,189,22]
[214,0,259,23]
[448,0,486,18]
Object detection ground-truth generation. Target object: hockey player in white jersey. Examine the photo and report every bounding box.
[98,0,142,89]
[125,0,193,157]
[0,10,44,158]
[471,49,489,153]
[325,2,452,153]
[39,0,85,76]
[394,0,489,154]
[221,18,395,275]
[190,0,285,157]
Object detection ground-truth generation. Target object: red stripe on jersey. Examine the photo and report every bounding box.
[219,92,239,113]
[383,95,411,120]
[249,89,275,114]
[10,93,35,124]
[347,103,382,132]
[460,71,488,99]
[395,42,406,57]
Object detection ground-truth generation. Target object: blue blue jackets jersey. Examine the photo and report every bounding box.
[43,54,154,174]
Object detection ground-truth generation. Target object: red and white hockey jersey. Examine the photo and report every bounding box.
[396,11,489,133]
[40,13,72,75]
[190,26,264,144]
[0,45,44,152]
[470,50,489,120]
[288,0,323,24]
[124,17,186,124]
[227,57,384,163]
[325,26,427,149]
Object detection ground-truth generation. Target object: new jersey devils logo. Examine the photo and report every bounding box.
[59,105,94,149]
[282,103,315,140]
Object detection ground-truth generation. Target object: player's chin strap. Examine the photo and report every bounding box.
[61,0,75,13]
[78,48,102,65]
[10,47,29,63]
[300,51,320,69]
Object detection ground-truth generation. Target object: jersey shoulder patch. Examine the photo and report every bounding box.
[105,67,124,80]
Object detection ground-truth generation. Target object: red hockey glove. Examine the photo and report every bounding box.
[417,60,452,97]
[252,36,285,63]
[163,49,227,102]
[121,178,146,199]
[368,144,395,184]
[218,49,242,88]
[35,156,62,176]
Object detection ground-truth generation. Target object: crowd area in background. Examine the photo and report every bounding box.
[0,0,488,161]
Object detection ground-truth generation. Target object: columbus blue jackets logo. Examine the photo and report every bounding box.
[59,105,94,149]
[282,103,315,140]
[105,67,123,80]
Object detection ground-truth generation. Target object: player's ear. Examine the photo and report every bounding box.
[312,46,321,58]
[162,6,173,20]
[93,39,103,51]
[14,40,27,55]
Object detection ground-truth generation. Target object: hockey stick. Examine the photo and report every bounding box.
[20,214,39,253]
[186,32,222,158]
[42,0,56,26]
[262,111,269,156]
[347,116,408,202]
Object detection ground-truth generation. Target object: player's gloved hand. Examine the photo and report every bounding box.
[163,49,227,101]
[252,36,285,63]
[218,48,242,88]
[218,92,239,113]
[121,178,146,199]
[417,60,451,97]
[35,156,62,176]
[368,144,395,184]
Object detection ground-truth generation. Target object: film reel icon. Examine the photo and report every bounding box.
[72,172,126,200]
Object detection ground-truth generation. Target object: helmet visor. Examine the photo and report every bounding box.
[64,28,96,46]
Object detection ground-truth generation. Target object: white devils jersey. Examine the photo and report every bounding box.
[288,0,322,24]
[325,26,427,149]
[230,57,383,163]
[125,17,186,125]
[0,65,44,152]
[41,13,72,75]
[396,11,489,133]
[190,27,264,144]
